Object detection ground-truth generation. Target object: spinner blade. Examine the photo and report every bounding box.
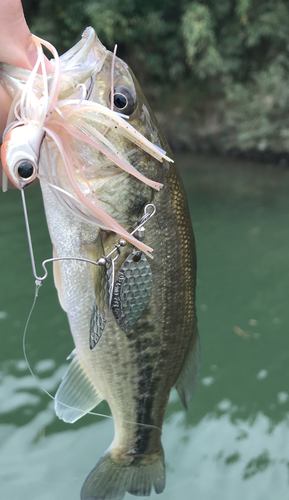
[90,303,107,349]
[112,252,153,334]
[90,263,110,349]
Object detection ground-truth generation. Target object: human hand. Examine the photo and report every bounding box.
[0,0,53,188]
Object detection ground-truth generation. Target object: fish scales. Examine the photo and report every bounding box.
[0,27,199,500]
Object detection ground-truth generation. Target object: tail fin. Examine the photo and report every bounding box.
[81,446,165,500]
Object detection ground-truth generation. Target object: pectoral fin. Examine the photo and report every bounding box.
[55,354,103,423]
[175,324,200,410]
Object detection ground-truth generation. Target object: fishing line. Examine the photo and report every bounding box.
[22,275,161,433]
[111,44,117,112]
[102,43,118,138]
[22,284,113,420]
[20,199,162,431]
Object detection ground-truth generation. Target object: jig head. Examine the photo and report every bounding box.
[1,124,45,189]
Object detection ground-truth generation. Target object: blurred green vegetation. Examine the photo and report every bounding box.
[22,0,289,153]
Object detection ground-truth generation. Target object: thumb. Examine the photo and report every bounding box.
[0,0,53,187]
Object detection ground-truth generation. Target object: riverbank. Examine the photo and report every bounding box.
[157,109,289,167]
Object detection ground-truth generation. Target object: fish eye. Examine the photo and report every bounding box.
[16,161,36,181]
[109,86,135,115]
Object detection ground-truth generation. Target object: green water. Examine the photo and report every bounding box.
[1,153,289,500]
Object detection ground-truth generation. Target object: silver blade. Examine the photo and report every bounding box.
[112,252,153,334]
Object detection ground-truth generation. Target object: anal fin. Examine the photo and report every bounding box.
[55,354,103,423]
[175,323,200,410]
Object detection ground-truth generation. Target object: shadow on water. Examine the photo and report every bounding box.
[1,153,289,499]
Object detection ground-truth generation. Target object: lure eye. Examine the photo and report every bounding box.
[16,161,36,181]
[109,86,135,115]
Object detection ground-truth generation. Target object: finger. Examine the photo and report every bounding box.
[0,1,53,188]
[0,0,32,69]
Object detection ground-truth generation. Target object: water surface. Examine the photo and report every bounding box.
[1,153,289,499]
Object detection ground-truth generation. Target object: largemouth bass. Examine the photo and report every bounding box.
[0,28,199,500]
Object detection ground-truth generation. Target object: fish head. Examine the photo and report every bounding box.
[1,123,45,189]
[66,36,170,231]
[0,28,170,248]
[88,47,167,158]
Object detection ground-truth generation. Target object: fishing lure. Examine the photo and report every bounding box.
[1,28,173,254]
[1,28,169,346]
